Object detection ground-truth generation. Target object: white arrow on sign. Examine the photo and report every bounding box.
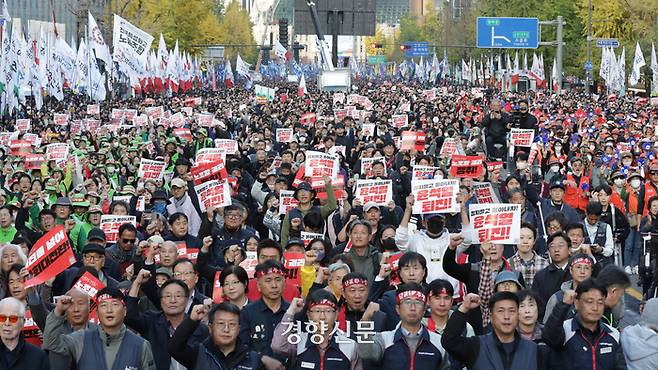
[491,26,511,46]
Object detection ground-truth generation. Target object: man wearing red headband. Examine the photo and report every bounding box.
[273,290,362,369]
[339,272,386,336]
[43,287,156,370]
[543,254,594,323]
[357,283,449,370]
[239,260,289,370]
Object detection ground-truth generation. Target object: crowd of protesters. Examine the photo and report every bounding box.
[0,79,656,370]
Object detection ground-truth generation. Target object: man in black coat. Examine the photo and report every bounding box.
[0,297,50,370]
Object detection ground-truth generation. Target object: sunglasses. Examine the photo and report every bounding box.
[0,315,22,324]
[122,238,136,244]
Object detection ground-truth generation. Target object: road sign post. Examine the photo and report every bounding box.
[476,17,539,49]
[404,42,431,58]
[596,39,619,48]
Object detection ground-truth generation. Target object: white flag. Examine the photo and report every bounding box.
[74,38,89,90]
[112,14,153,63]
[88,11,112,67]
[236,53,251,79]
[274,41,287,61]
[629,41,645,86]
[53,37,77,83]
[0,0,9,25]
[551,57,558,92]
[651,42,658,96]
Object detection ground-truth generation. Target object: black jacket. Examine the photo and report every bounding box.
[532,263,571,309]
[125,296,209,370]
[0,335,50,370]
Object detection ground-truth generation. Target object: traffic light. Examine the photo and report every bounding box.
[371,43,383,49]
[400,44,409,51]
[279,18,289,48]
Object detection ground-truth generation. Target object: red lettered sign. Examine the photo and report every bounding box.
[23,310,42,347]
[401,131,426,151]
[510,129,535,147]
[190,160,228,185]
[73,271,106,324]
[449,155,484,178]
[278,190,299,215]
[25,225,76,288]
[138,159,166,180]
[468,203,521,244]
[354,179,393,206]
[100,215,137,244]
[194,180,232,212]
[411,179,460,214]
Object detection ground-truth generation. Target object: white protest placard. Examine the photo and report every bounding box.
[279,190,299,215]
[53,113,70,126]
[305,151,339,179]
[472,182,500,204]
[412,166,441,180]
[169,112,185,128]
[510,129,535,148]
[133,115,147,127]
[194,180,232,212]
[100,215,137,244]
[468,203,521,244]
[333,92,345,105]
[411,179,460,214]
[354,179,393,206]
[301,231,325,246]
[45,143,69,161]
[214,139,239,155]
[276,128,294,143]
[138,159,165,180]
[16,119,30,131]
[362,123,375,137]
[197,113,213,126]
[86,104,100,115]
[392,114,408,128]
[196,148,225,164]
[360,156,387,177]
[439,138,458,157]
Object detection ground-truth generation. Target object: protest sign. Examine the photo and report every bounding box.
[24,154,45,170]
[23,133,41,147]
[10,140,31,157]
[25,225,76,288]
[423,89,436,100]
[196,148,226,164]
[197,113,213,126]
[214,139,239,155]
[411,179,460,214]
[53,113,70,125]
[239,256,258,278]
[486,161,505,172]
[133,115,147,127]
[113,14,153,62]
[439,138,458,158]
[333,92,345,104]
[412,166,441,180]
[510,128,535,147]
[392,114,408,128]
[87,104,100,115]
[45,143,69,161]
[16,119,30,131]
[468,203,521,244]
[73,271,105,324]
[401,131,426,151]
[100,215,137,244]
[279,190,299,215]
[472,182,500,204]
[138,159,165,180]
[170,112,185,128]
[362,123,375,137]
[300,112,317,125]
[360,156,387,177]
[284,252,305,287]
[194,180,232,212]
[212,271,224,304]
[449,155,484,178]
[301,232,324,246]
[23,310,42,347]
[190,160,228,185]
[354,179,393,206]
[305,151,339,179]
[276,128,294,143]
[173,128,193,142]
[334,109,347,121]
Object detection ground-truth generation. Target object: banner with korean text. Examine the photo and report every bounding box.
[468,203,521,244]
[411,179,460,214]
[354,179,393,206]
[24,225,76,288]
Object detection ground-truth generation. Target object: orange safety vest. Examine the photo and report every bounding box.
[642,182,658,216]
[627,186,639,215]
[564,173,590,212]
[610,190,627,214]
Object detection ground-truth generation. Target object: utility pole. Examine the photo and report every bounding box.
[539,17,564,94]
[585,0,592,94]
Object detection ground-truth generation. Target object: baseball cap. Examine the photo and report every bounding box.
[171,178,186,188]
[494,271,523,289]
[363,202,380,213]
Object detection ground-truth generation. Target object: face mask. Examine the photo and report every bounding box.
[107,167,116,174]
[435,173,444,180]
[381,237,397,251]
[516,161,528,170]
[622,160,631,166]
[426,218,444,235]
[630,179,641,189]
[299,136,306,143]
[613,178,625,187]
[315,250,325,262]
[587,154,593,162]
[550,165,560,173]
[554,145,562,153]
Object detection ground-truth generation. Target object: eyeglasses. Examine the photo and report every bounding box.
[173,271,196,278]
[122,238,136,244]
[83,254,104,261]
[549,242,567,249]
[400,299,424,307]
[225,213,241,219]
[651,172,658,176]
[0,315,22,324]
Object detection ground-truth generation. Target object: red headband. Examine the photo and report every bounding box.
[97,294,124,305]
[396,290,426,304]
[572,257,593,267]
[307,298,337,310]
[432,287,451,297]
[255,267,285,279]
[342,278,368,289]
